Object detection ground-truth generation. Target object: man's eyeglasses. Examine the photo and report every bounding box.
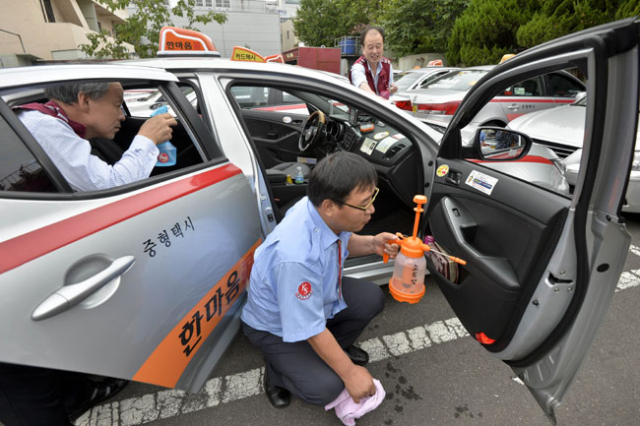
[343,187,379,211]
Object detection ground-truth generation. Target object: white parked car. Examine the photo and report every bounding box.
[0,20,638,423]
[390,67,460,109]
[422,119,569,195]
[507,94,640,212]
[403,66,585,144]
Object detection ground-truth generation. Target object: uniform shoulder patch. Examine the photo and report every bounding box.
[296,282,313,300]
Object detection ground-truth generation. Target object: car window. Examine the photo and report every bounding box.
[228,83,421,212]
[462,70,574,197]
[416,72,448,89]
[231,86,309,115]
[423,70,487,91]
[4,79,208,194]
[395,72,424,91]
[126,85,196,118]
[0,112,57,193]
[503,76,544,97]
[547,73,584,98]
[282,91,304,104]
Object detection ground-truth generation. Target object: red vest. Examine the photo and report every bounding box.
[350,56,392,99]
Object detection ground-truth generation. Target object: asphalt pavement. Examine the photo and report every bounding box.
[65,214,640,425]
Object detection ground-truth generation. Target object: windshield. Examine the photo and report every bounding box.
[395,72,425,91]
[423,70,488,91]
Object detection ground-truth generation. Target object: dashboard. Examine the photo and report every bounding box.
[322,115,414,167]
[319,114,421,206]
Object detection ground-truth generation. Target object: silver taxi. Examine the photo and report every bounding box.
[0,19,638,422]
[506,94,640,213]
[406,65,586,144]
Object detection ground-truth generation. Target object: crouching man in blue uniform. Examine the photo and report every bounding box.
[241,151,399,409]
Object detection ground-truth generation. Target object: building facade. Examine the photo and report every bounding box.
[169,0,281,57]
[0,0,133,67]
[274,0,300,54]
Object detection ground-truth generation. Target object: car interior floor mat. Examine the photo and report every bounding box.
[360,208,414,237]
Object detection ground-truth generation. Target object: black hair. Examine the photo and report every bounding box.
[308,152,377,207]
[360,26,385,46]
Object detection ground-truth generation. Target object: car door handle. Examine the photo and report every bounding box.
[436,198,519,291]
[506,104,519,110]
[31,255,135,321]
[445,171,461,185]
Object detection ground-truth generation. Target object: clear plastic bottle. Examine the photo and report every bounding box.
[294,166,304,184]
[384,197,466,303]
[390,250,426,297]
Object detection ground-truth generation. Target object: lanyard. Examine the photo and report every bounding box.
[337,239,342,300]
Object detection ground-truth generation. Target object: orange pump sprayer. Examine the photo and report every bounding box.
[383,195,467,304]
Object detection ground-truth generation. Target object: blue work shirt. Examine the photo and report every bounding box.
[241,197,350,342]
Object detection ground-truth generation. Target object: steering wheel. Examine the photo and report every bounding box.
[298,110,326,152]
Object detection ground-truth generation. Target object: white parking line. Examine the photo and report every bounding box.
[75,270,640,426]
[628,244,640,258]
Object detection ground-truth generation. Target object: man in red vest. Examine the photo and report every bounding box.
[349,27,398,100]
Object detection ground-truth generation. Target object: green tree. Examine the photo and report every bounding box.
[616,0,640,18]
[80,0,227,59]
[377,0,470,57]
[517,0,621,48]
[447,0,538,66]
[293,0,381,47]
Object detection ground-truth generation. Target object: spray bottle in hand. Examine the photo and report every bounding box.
[383,195,466,304]
[150,105,177,167]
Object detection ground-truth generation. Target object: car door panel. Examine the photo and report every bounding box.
[240,110,306,167]
[428,161,569,343]
[430,18,638,420]
[0,163,262,392]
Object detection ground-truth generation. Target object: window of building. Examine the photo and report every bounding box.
[216,0,231,7]
[41,0,55,23]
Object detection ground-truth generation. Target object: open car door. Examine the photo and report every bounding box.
[426,19,639,422]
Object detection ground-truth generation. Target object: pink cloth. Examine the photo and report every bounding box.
[324,379,386,426]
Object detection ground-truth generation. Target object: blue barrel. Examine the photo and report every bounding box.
[343,37,356,54]
[339,37,356,55]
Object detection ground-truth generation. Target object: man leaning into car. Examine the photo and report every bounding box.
[15,82,177,192]
[0,82,177,426]
[241,151,399,410]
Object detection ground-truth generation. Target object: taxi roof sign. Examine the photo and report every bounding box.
[231,47,285,63]
[500,53,516,64]
[265,54,285,64]
[428,59,443,67]
[158,27,220,57]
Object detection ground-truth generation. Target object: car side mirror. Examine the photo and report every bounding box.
[475,127,532,161]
